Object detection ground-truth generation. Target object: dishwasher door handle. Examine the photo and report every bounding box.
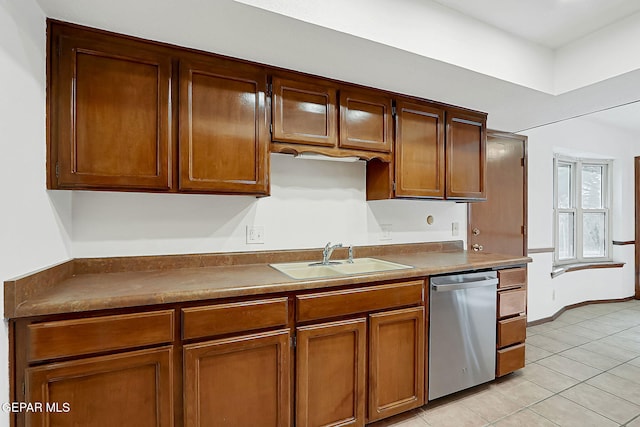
[432,278,498,292]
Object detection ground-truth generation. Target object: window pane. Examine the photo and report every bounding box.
[558,212,575,260]
[583,213,606,258]
[582,165,604,209]
[557,163,572,209]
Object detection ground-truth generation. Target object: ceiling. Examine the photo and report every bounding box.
[35,0,640,134]
[431,0,640,48]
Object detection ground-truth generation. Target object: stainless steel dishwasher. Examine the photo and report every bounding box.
[428,270,498,400]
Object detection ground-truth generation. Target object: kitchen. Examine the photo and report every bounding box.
[2,0,640,426]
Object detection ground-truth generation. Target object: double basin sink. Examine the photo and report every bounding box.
[270,257,413,280]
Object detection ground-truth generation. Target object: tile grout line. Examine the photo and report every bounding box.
[387,302,640,427]
[519,302,640,426]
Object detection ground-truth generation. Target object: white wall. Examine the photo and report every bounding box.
[554,11,640,94]
[71,154,467,257]
[234,0,555,94]
[523,117,638,321]
[0,0,72,422]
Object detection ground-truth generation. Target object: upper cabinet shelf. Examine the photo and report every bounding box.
[47,20,486,201]
[270,73,393,161]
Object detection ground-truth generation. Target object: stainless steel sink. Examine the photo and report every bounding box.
[270,257,413,280]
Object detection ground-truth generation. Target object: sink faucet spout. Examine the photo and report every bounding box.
[321,242,343,265]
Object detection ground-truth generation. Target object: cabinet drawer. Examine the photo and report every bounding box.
[498,267,526,289]
[496,343,525,377]
[497,315,527,348]
[497,288,526,319]
[296,280,424,323]
[182,298,289,340]
[27,310,174,362]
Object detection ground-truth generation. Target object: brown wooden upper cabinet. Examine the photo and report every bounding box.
[179,57,269,194]
[395,100,445,198]
[339,89,393,153]
[445,108,487,200]
[48,21,269,196]
[49,24,173,190]
[270,74,393,161]
[272,75,338,148]
[48,21,487,199]
[367,104,486,201]
[366,99,446,200]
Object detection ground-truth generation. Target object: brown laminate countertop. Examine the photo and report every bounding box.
[5,244,530,319]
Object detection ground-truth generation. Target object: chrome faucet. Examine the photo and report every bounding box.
[320,242,343,265]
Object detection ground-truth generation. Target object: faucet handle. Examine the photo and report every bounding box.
[347,245,354,263]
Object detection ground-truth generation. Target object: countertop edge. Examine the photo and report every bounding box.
[6,250,531,319]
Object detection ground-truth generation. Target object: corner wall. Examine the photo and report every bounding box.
[523,117,638,321]
[0,0,72,420]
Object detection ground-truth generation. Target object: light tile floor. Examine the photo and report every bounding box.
[370,299,640,427]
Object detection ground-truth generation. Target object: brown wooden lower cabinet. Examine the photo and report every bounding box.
[497,343,526,377]
[368,307,425,422]
[497,314,527,348]
[183,329,291,427]
[495,267,527,377]
[25,346,173,427]
[296,318,367,427]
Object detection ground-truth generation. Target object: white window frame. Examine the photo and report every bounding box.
[553,155,612,266]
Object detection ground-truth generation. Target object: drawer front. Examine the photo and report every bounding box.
[182,297,289,340]
[498,267,526,289]
[497,315,527,348]
[27,310,174,362]
[496,343,525,377]
[498,288,526,319]
[296,280,424,323]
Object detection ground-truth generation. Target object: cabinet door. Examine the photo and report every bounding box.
[272,76,338,147]
[26,346,173,427]
[369,307,425,422]
[184,329,291,427]
[52,32,172,190]
[179,58,269,194]
[296,318,366,427]
[339,89,393,153]
[395,100,445,198]
[445,109,487,200]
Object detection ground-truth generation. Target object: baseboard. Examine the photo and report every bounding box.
[527,296,635,326]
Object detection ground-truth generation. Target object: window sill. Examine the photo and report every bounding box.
[551,261,625,278]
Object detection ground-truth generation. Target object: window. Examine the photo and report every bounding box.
[553,155,612,265]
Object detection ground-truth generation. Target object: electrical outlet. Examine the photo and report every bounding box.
[246,225,265,244]
[452,222,459,236]
[380,224,392,241]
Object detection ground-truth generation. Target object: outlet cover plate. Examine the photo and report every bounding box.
[246,225,265,244]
